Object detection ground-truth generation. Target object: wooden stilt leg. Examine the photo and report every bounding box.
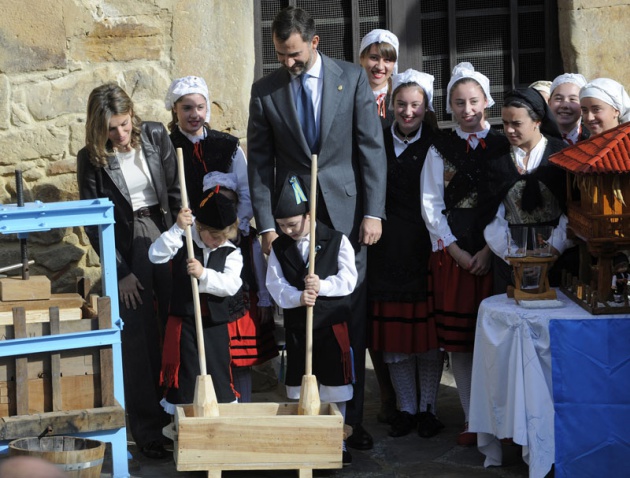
[298,469,313,478]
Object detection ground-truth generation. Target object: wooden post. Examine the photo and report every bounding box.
[299,155,321,416]
[176,148,219,417]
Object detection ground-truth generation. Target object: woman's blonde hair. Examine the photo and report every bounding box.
[84,83,142,167]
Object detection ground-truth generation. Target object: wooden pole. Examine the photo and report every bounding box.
[298,154,321,416]
[176,148,219,417]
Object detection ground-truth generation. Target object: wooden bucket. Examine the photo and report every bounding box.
[9,436,105,478]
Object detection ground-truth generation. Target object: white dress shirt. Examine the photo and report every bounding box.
[265,229,358,310]
[148,222,243,296]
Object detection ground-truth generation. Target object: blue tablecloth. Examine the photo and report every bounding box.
[550,318,630,478]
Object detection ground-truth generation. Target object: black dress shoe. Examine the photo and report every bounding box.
[346,423,373,450]
[342,450,353,466]
[388,411,417,437]
[416,410,444,438]
[140,441,168,459]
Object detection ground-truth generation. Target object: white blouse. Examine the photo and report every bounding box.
[148,222,243,296]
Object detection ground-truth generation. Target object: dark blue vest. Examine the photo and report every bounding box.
[272,222,351,330]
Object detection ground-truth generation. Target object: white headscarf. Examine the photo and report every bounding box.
[528,80,552,98]
[390,69,435,112]
[359,29,400,75]
[550,73,587,95]
[580,78,630,123]
[164,76,211,123]
[202,171,239,194]
[445,62,494,114]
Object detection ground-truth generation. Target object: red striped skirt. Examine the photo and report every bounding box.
[228,296,278,367]
[429,249,493,353]
[370,296,438,354]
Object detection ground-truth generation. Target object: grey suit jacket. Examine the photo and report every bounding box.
[247,52,387,243]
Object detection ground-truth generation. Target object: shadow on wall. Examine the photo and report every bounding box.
[0,183,102,294]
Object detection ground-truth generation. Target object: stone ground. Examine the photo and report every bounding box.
[101,357,532,478]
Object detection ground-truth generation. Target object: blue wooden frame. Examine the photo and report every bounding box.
[0,198,129,477]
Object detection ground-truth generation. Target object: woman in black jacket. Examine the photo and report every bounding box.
[77,83,180,459]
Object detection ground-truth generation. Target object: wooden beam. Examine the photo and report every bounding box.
[97,297,114,407]
[50,307,62,412]
[13,308,28,416]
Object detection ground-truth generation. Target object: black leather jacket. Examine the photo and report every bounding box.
[77,121,181,279]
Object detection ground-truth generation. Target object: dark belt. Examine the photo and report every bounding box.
[135,204,162,218]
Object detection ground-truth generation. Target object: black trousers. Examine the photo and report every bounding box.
[345,245,368,427]
[167,316,236,404]
[120,215,171,448]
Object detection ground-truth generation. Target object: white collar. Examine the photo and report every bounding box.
[511,135,547,172]
[293,52,322,81]
[180,126,205,145]
[454,121,491,141]
[391,122,423,145]
[372,85,389,99]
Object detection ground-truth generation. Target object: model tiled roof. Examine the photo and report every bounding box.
[549,122,630,174]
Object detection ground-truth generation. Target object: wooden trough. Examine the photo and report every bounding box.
[171,400,343,478]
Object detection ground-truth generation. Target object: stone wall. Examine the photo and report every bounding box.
[0,0,254,292]
[558,0,630,90]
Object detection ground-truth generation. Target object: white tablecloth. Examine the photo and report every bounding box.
[468,291,620,478]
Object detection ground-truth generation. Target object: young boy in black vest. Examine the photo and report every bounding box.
[149,187,244,411]
[265,173,357,465]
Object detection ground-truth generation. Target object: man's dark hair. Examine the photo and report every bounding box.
[271,6,316,42]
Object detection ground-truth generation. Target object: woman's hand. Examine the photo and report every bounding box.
[119,273,144,310]
[469,245,493,276]
[447,243,473,270]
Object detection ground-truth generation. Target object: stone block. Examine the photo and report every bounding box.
[69,19,165,63]
[0,126,69,164]
[172,0,254,136]
[0,0,66,73]
[0,75,9,130]
[566,6,630,87]
[33,242,84,272]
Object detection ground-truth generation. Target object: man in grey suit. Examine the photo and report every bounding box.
[247,6,387,451]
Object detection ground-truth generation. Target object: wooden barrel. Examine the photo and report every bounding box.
[9,436,105,478]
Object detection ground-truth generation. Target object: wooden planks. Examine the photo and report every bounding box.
[0,293,83,325]
[97,297,114,407]
[0,276,51,301]
[0,405,125,440]
[174,402,343,473]
[13,308,28,416]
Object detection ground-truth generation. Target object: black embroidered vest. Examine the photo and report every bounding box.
[272,222,351,330]
[170,242,245,324]
[170,125,239,211]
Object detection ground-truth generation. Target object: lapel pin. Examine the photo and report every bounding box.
[338,85,343,91]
